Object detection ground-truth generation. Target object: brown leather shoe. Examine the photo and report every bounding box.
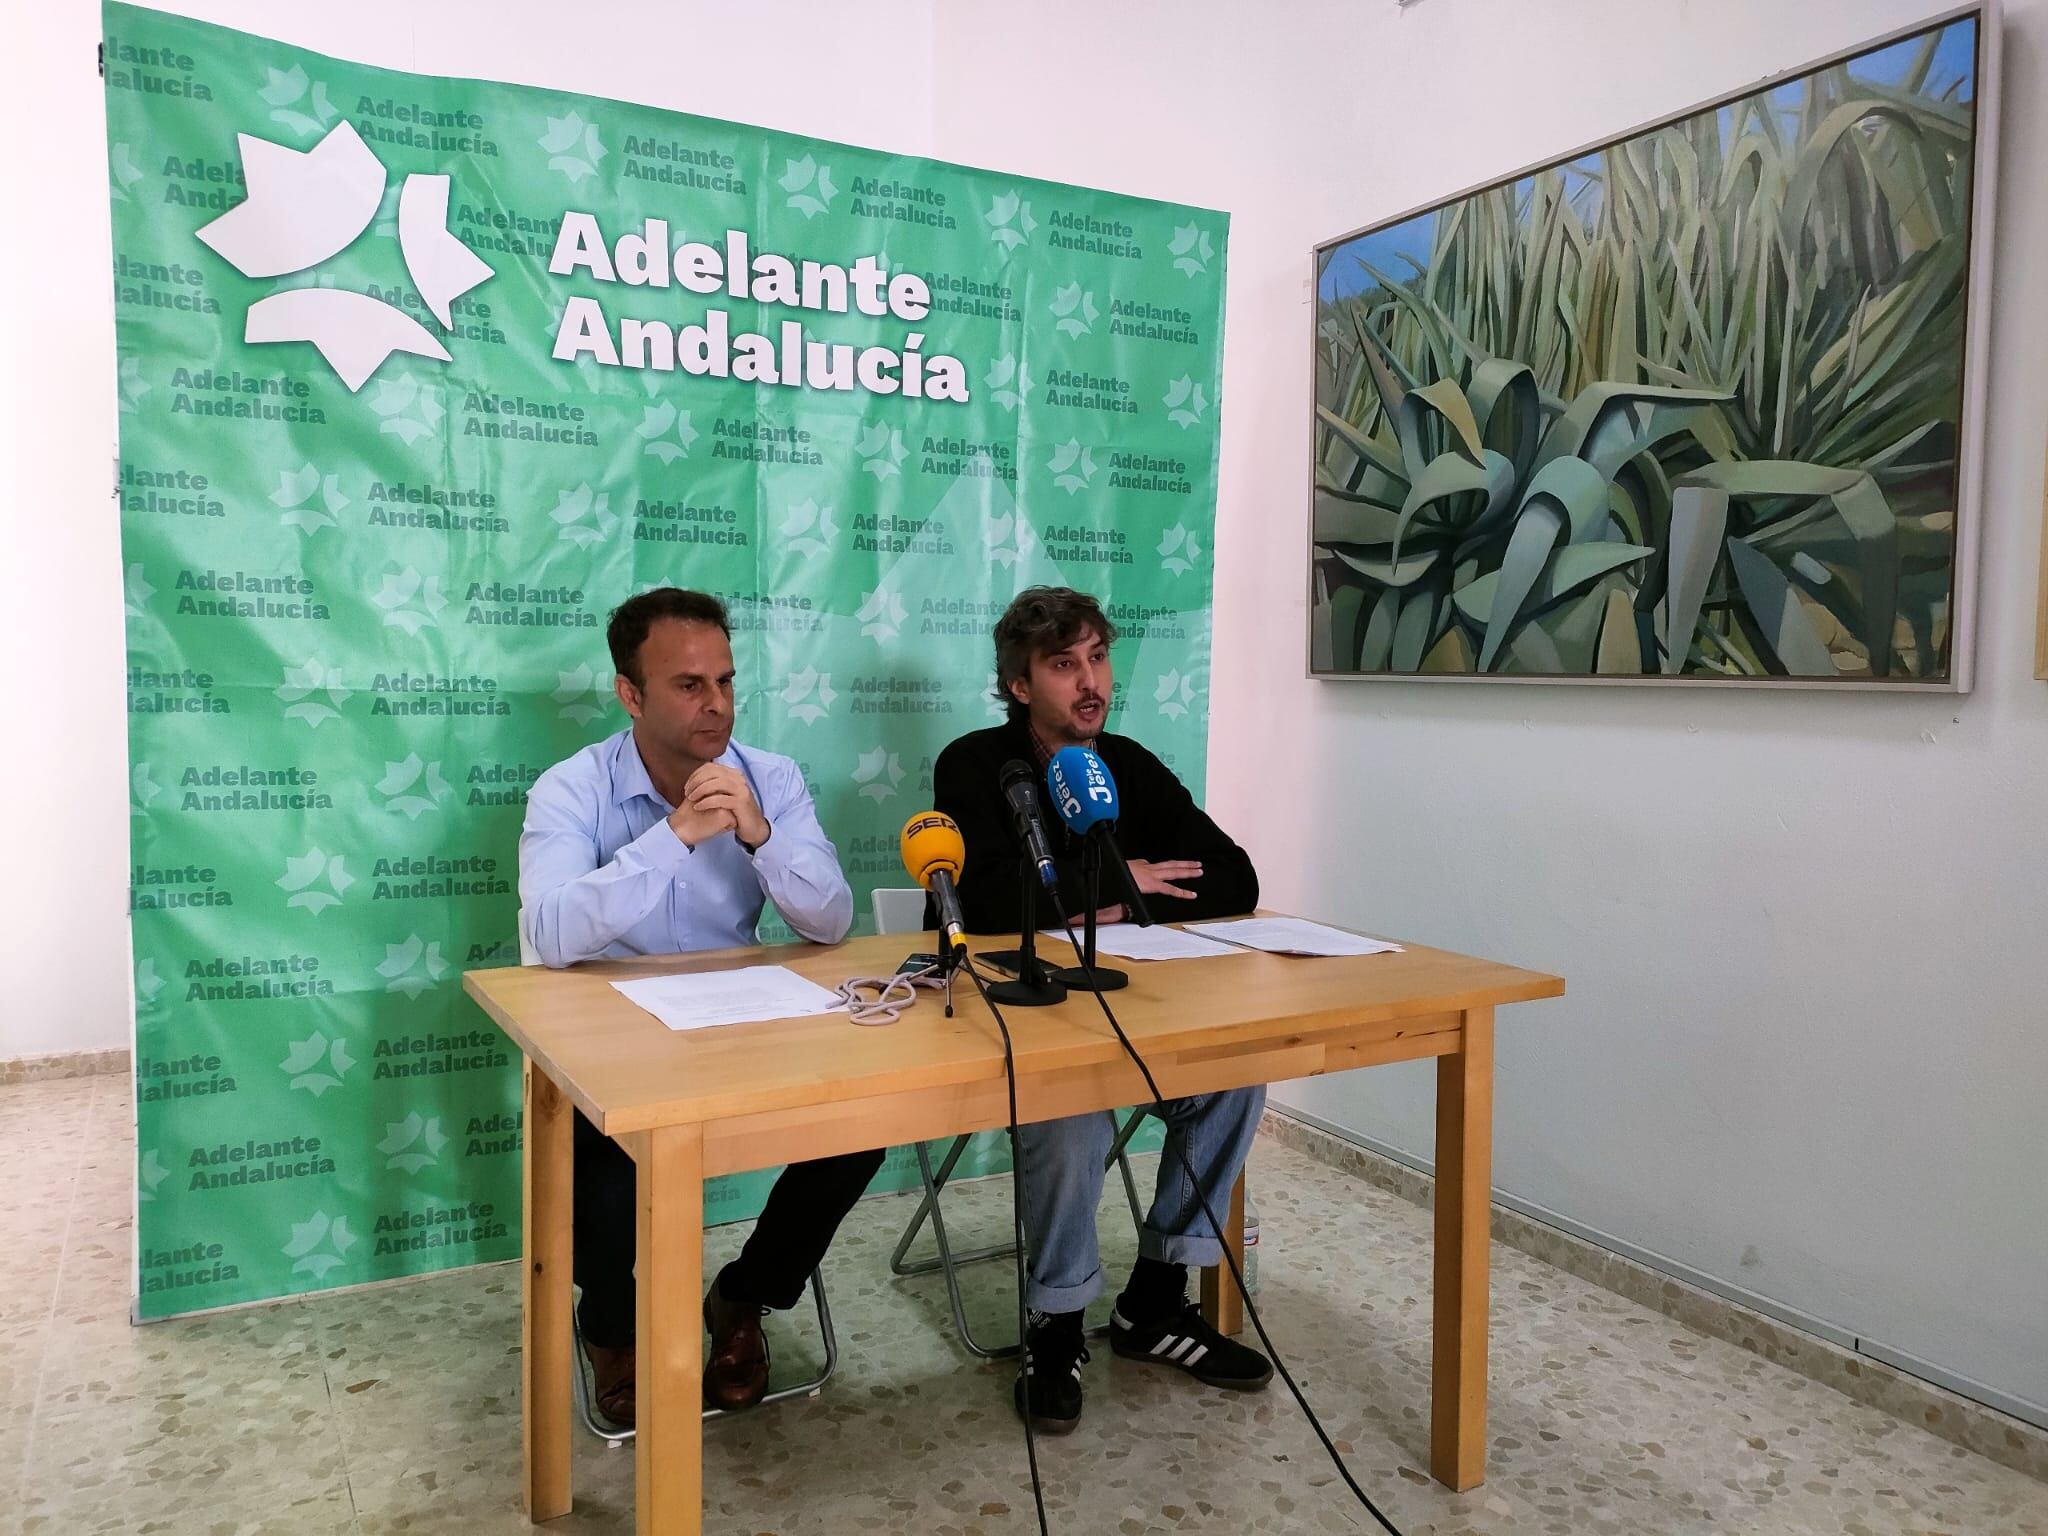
[703,1282,771,1411]
[586,1342,635,1428]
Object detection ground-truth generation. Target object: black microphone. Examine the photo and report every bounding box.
[999,759,1060,892]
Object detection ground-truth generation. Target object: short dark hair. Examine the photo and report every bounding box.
[992,586,1118,720]
[607,588,731,687]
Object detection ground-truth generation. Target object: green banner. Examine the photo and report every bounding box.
[107,2,1226,1318]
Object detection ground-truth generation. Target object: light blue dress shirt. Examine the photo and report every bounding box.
[518,728,853,967]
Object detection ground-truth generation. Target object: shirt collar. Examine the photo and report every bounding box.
[1025,719,1096,769]
[610,730,666,810]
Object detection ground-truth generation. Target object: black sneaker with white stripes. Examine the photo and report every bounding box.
[1013,1309,1090,1433]
[1109,1298,1274,1390]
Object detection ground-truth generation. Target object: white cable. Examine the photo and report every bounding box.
[834,961,953,1026]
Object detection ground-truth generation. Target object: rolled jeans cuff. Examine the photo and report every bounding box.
[1024,1264,1104,1316]
[1140,1227,1224,1269]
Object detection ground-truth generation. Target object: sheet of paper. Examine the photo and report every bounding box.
[1183,917,1405,958]
[610,966,844,1032]
[1053,923,1243,961]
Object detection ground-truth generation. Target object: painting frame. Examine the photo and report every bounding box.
[1307,2,2001,690]
[2036,439,2048,678]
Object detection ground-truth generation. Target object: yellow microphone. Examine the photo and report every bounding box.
[900,811,968,962]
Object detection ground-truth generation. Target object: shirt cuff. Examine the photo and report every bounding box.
[746,821,792,876]
[628,814,692,872]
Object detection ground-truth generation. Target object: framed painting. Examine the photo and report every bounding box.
[1310,5,1999,687]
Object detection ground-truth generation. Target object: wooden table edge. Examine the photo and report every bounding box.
[461,968,1563,1138]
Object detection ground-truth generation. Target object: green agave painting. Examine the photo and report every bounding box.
[1310,7,1995,686]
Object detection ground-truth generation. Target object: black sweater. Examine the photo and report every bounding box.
[928,718,1259,934]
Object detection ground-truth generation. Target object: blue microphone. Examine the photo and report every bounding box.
[1046,746,1118,835]
[1044,747,1152,926]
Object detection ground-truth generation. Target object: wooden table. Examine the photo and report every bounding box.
[462,919,1562,1534]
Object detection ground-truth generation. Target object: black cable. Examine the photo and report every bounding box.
[1050,907,1407,1536]
[957,955,1051,1536]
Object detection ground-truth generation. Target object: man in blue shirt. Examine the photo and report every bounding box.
[518,587,869,1425]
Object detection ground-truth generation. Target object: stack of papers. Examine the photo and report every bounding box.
[1184,917,1404,957]
[1038,917,1404,962]
[1059,923,1242,961]
[611,966,844,1032]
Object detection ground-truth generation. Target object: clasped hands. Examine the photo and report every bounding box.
[666,764,769,851]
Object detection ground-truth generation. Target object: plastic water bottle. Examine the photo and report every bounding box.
[1242,1187,1261,1296]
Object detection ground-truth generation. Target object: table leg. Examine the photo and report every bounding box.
[636,1124,704,1536]
[522,1061,573,1520]
[1199,1172,1247,1337]
[1431,1004,1494,1490]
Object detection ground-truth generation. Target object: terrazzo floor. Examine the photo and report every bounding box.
[3,1071,2044,1535]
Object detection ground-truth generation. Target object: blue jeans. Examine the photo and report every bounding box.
[1014,1086,1265,1314]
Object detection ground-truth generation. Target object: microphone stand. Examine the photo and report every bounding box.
[1049,837,1127,992]
[982,859,1066,1007]
[935,924,967,980]
[1098,825,1153,927]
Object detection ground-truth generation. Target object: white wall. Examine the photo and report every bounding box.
[933,0,2048,1421]
[11,0,2043,1422]
[5,5,134,1061]
[1,0,939,1061]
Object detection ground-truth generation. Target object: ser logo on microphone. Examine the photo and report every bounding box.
[899,811,967,890]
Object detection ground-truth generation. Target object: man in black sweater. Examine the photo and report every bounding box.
[932,586,1272,1433]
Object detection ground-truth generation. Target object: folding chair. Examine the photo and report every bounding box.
[567,1273,840,1442]
[870,888,1149,1359]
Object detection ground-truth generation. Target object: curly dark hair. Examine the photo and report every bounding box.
[992,586,1118,721]
[607,588,730,687]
